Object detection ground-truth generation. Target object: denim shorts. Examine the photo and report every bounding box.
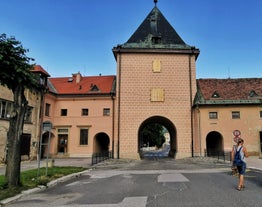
[237,162,246,175]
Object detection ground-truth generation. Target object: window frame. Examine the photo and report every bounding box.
[82,108,89,116]
[45,103,51,116]
[61,109,67,116]
[24,106,33,123]
[79,128,88,145]
[209,112,218,119]
[0,99,13,119]
[103,108,110,116]
[232,111,240,119]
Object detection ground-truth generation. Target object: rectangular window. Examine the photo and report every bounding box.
[232,111,240,119]
[260,111,262,119]
[0,100,7,118]
[80,129,88,145]
[45,103,50,116]
[103,108,110,116]
[58,128,68,133]
[82,108,89,116]
[209,112,218,119]
[0,99,12,119]
[61,109,67,116]
[24,106,33,122]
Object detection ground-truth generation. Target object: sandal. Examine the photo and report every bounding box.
[237,186,242,191]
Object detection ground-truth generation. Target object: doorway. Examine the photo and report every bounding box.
[21,133,31,158]
[58,134,68,153]
[206,131,223,156]
[94,132,110,153]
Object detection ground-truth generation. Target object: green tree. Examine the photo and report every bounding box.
[142,123,165,149]
[0,34,40,187]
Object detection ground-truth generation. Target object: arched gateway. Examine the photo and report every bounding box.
[138,116,177,158]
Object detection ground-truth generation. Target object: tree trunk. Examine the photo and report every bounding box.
[5,84,27,187]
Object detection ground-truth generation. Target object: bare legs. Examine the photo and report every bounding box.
[238,174,244,190]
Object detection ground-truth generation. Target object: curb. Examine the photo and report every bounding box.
[248,166,262,172]
[0,169,91,206]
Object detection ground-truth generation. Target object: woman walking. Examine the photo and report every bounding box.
[231,138,248,191]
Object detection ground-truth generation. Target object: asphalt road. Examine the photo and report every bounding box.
[3,158,262,207]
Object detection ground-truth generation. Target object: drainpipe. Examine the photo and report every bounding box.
[117,51,122,159]
[110,91,115,158]
[197,104,202,156]
[189,53,194,157]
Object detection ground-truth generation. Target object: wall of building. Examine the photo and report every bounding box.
[115,53,197,159]
[195,105,262,156]
[44,94,114,157]
[0,85,42,162]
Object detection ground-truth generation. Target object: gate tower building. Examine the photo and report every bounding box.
[113,3,200,159]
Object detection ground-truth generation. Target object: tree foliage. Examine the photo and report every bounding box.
[142,123,166,148]
[0,33,39,187]
[0,33,39,90]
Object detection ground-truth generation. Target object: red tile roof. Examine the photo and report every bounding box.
[32,65,50,77]
[197,78,262,101]
[48,74,116,95]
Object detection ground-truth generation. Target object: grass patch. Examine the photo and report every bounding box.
[0,166,86,201]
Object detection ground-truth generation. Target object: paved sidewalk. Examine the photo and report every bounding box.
[0,156,261,175]
[246,156,262,171]
[0,157,92,175]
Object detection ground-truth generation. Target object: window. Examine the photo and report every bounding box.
[151,36,162,44]
[61,109,67,116]
[82,108,89,116]
[211,91,220,98]
[103,108,110,116]
[58,128,68,133]
[24,106,33,122]
[0,99,12,119]
[260,111,262,119]
[232,111,240,119]
[80,129,88,145]
[45,103,50,116]
[209,112,218,119]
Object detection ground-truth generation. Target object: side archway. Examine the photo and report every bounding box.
[93,132,110,153]
[138,116,177,158]
[206,131,224,156]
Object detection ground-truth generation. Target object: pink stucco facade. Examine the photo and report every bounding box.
[43,90,115,158]
[113,53,197,159]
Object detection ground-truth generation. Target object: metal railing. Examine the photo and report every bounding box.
[204,150,231,162]
[91,151,113,165]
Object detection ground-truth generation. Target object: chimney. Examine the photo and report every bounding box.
[72,72,82,84]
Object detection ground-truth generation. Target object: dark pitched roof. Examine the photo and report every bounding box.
[48,74,116,96]
[113,6,199,59]
[124,6,188,48]
[195,78,262,105]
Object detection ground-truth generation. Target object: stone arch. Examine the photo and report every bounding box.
[206,131,224,156]
[138,116,177,158]
[94,132,110,153]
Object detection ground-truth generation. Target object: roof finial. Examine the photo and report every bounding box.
[154,0,158,6]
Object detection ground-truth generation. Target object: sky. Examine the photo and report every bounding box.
[1,0,262,78]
